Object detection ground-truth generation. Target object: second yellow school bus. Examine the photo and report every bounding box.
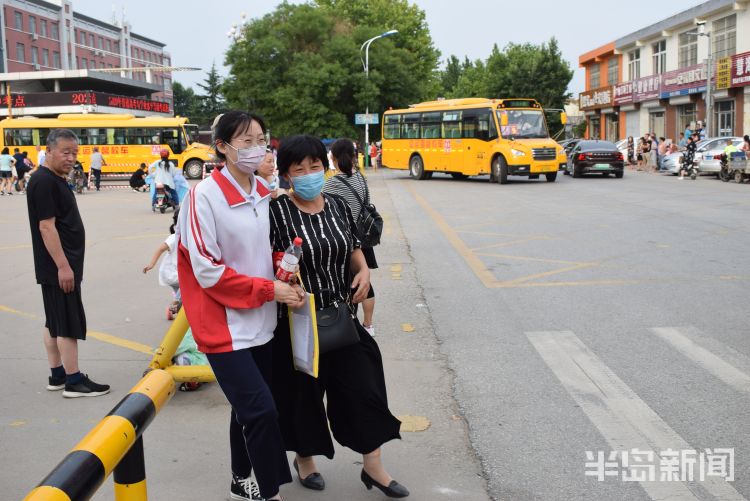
[381,98,567,183]
[0,113,214,179]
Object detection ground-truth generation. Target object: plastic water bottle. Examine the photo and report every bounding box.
[276,237,303,282]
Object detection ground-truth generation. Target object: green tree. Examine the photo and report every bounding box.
[172,81,198,120]
[194,62,227,128]
[223,1,436,140]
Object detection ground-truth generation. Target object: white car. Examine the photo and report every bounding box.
[696,137,743,174]
[660,151,683,174]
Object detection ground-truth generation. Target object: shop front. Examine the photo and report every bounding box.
[579,86,614,139]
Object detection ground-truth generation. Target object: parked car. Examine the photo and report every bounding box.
[696,137,743,175]
[660,151,683,174]
[564,140,625,178]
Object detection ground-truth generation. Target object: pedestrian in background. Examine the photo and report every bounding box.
[0,147,17,195]
[177,111,303,501]
[626,136,635,167]
[369,142,378,170]
[270,134,408,499]
[741,135,750,156]
[324,138,379,337]
[25,129,110,397]
[36,144,46,168]
[89,146,106,191]
[648,134,658,172]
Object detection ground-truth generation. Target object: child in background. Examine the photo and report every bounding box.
[143,210,181,319]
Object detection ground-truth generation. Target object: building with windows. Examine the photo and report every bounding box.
[0,0,173,117]
[579,0,749,141]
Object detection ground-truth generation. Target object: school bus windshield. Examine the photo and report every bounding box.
[497,109,549,139]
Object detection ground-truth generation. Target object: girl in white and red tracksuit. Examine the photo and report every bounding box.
[176,111,303,501]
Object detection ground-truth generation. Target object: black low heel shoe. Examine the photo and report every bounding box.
[293,458,325,491]
[360,469,410,498]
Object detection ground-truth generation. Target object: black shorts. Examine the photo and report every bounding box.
[0,171,11,178]
[41,284,87,339]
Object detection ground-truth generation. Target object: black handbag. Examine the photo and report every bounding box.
[337,175,383,248]
[316,301,360,354]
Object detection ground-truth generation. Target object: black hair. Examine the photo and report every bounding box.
[744,135,749,143]
[330,138,356,177]
[212,111,267,162]
[169,208,179,234]
[13,148,19,152]
[1,147,8,154]
[46,129,79,149]
[277,135,329,176]
[22,151,27,157]
[140,162,147,169]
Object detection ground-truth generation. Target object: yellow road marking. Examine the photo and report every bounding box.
[401,323,415,332]
[88,331,154,355]
[494,279,642,288]
[0,243,32,251]
[9,420,26,427]
[0,304,153,356]
[473,252,592,266]
[397,415,431,432]
[497,263,599,286]
[405,185,497,288]
[113,232,170,241]
[470,235,552,252]
[390,264,402,272]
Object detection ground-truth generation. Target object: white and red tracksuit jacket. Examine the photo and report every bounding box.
[176,167,276,354]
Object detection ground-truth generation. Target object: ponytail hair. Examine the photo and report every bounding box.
[330,138,356,176]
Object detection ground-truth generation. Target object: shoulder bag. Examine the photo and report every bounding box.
[337,175,383,248]
[316,289,359,354]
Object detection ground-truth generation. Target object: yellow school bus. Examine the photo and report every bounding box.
[381,98,567,183]
[0,114,214,179]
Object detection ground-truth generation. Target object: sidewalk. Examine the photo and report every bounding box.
[0,170,489,500]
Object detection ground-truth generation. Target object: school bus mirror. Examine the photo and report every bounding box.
[560,112,568,125]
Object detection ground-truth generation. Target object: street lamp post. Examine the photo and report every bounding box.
[687,22,713,137]
[360,29,398,165]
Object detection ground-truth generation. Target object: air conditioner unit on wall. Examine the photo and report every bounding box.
[33,63,40,70]
[31,33,38,41]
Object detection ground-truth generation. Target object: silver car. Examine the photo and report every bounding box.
[660,151,683,174]
[696,137,743,174]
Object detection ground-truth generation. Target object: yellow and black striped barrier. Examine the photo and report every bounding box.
[24,369,175,501]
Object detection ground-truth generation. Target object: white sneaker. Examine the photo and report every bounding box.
[678,176,684,180]
[363,325,375,337]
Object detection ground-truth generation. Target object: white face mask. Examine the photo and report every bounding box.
[225,144,266,174]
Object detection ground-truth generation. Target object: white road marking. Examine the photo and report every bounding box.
[650,327,750,394]
[527,330,745,501]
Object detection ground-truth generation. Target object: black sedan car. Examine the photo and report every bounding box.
[564,140,624,178]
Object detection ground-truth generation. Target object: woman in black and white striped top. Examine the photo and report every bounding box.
[324,139,379,336]
[269,135,408,499]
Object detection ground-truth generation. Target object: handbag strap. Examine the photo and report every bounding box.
[337,174,370,206]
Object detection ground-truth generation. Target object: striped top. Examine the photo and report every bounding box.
[270,193,361,309]
[323,171,369,223]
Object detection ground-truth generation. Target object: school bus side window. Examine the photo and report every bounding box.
[402,114,419,139]
[462,109,495,141]
[384,114,401,139]
[442,111,461,138]
[420,112,441,139]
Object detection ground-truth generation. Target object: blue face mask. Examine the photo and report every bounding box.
[291,170,325,201]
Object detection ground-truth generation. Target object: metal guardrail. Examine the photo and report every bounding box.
[24,369,175,501]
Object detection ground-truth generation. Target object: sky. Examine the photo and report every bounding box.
[71,0,702,95]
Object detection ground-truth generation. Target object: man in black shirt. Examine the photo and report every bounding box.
[26,129,109,398]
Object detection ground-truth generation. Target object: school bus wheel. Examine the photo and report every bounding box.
[493,156,509,185]
[409,155,429,180]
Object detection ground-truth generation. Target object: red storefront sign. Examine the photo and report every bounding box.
[613,81,633,105]
[632,75,661,102]
[730,51,750,87]
[2,91,170,113]
[579,86,614,111]
[660,64,706,98]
